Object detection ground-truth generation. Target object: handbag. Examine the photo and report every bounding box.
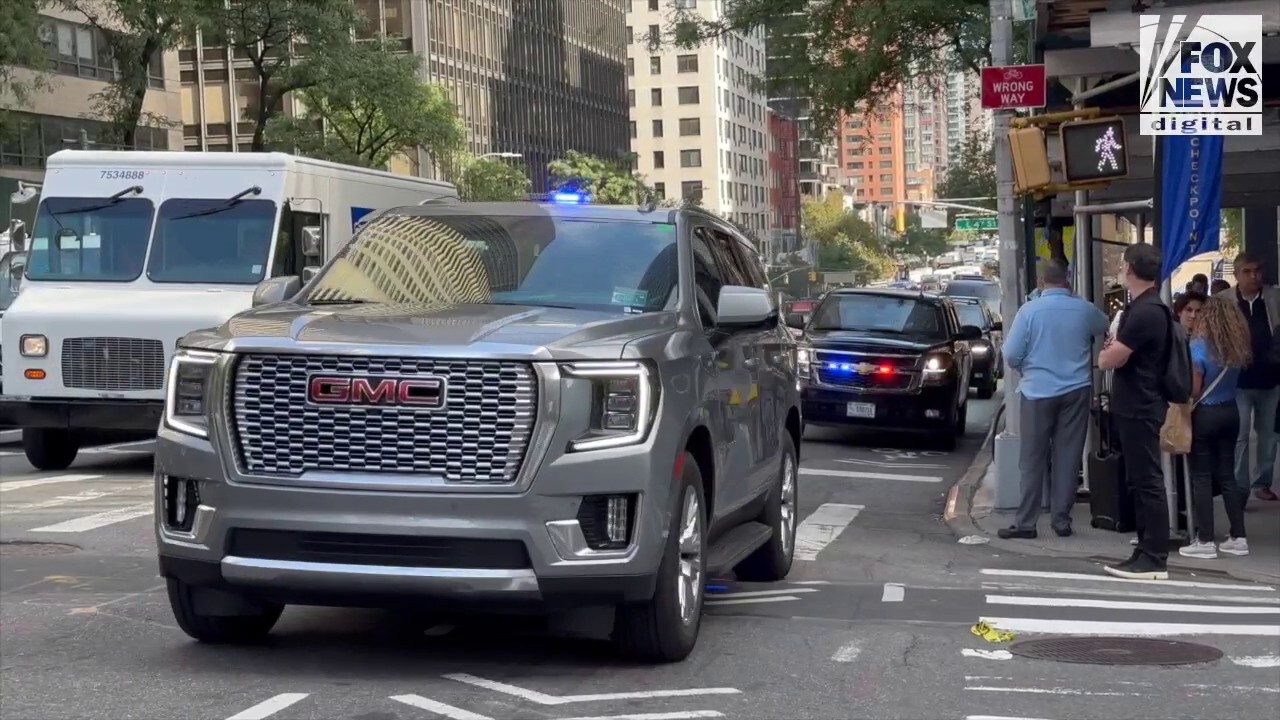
[1160,366,1227,454]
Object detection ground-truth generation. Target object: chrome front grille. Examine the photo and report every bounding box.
[231,354,537,483]
[813,349,918,392]
[61,337,166,391]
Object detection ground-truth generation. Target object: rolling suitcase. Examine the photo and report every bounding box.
[1089,392,1136,532]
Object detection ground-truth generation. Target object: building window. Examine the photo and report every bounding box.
[653,182,665,199]
[675,0,696,8]
[679,118,700,136]
[38,16,164,88]
[650,56,661,74]
[626,57,634,75]
[628,89,635,107]
[626,26,633,43]
[653,151,665,169]
[677,54,698,73]
[680,149,701,167]
[681,181,703,201]
[846,120,863,129]
[0,112,168,167]
[880,188,892,196]
[878,133,893,142]
[652,119,664,137]
[880,174,893,182]
[880,160,893,168]
[629,121,637,139]
[648,0,659,9]
[879,147,892,155]
[647,24,660,48]
[650,88,662,106]
[677,86,699,104]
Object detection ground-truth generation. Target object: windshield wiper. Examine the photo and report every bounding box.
[306,299,372,306]
[488,301,580,310]
[170,185,263,221]
[50,185,144,217]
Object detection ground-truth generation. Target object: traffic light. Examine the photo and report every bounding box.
[896,206,905,233]
[808,271,817,282]
[1007,126,1051,193]
[1060,116,1128,184]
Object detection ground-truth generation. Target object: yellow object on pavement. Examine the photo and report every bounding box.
[970,621,1016,643]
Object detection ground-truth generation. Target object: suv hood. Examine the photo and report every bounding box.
[187,302,676,361]
[804,329,947,353]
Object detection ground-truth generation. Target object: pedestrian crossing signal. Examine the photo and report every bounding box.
[1060,117,1129,184]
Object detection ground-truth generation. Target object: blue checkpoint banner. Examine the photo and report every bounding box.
[1159,135,1223,281]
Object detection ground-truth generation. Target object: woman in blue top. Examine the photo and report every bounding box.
[1180,296,1254,559]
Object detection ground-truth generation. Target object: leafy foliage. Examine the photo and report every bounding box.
[62,0,212,146]
[265,40,463,169]
[672,0,992,136]
[937,131,996,210]
[547,151,648,205]
[803,194,891,280]
[1219,208,1241,257]
[891,212,950,259]
[0,0,52,140]
[453,155,532,202]
[209,0,357,150]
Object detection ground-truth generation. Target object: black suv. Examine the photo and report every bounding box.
[789,288,980,450]
[951,297,1003,399]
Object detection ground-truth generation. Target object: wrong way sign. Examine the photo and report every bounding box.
[981,64,1047,110]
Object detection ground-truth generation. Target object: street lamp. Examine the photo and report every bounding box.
[478,152,522,160]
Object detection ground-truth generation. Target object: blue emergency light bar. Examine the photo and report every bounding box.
[551,191,588,204]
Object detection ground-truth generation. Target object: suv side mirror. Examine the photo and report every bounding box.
[301,266,320,283]
[252,276,301,307]
[784,312,807,329]
[957,324,983,341]
[717,285,774,326]
[991,320,1003,332]
[300,226,323,258]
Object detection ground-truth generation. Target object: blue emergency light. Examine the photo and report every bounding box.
[552,191,588,204]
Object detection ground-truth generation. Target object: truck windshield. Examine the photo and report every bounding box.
[811,294,946,338]
[304,211,678,313]
[147,198,278,284]
[26,197,155,282]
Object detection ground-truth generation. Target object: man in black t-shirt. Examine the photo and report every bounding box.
[1099,243,1171,580]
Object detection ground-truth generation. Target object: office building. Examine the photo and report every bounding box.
[834,101,907,207]
[626,0,771,239]
[767,110,800,258]
[179,0,631,189]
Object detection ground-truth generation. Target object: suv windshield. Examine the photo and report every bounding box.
[944,280,1001,306]
[26,197,155,281]
[0,251,27,311]
[955,302,989,330]
[147,198,277,284]
[305,211,678,313]
[810,294,946,338]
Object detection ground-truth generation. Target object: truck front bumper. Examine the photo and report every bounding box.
[0,398,162,432]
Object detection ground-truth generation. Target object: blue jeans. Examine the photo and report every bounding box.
[1235,386,1280,491]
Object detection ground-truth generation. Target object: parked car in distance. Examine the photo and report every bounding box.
[943,278,1003,315]
[951,297,1003,398]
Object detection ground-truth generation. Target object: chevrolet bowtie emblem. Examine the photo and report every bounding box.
[852,362,879,374]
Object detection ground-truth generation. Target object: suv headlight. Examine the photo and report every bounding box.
[796,346,812,379]
[164,349,220,438]
[563,361,657,451]
[922,351,954,386]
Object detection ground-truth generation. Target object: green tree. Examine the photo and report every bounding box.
[63,1,213,147]
[937,131,996,211]
[547,151,647,204]
[672,0,996,137]
[453,155,532,201]
[1,0,52,140]
[803,194,891,279]
[1220,208,1242,258]
[210,0,356,151]
[266,41,463,169]
[892,211,950,260]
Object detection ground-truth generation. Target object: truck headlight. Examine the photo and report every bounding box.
[20,334,47,357]
[922,351,954,386]
[564,361,656,451]
[164,349,220,438]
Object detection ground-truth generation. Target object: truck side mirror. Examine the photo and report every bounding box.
[301,226,323,258]
[7,220,27,252]
[252,276,302,307]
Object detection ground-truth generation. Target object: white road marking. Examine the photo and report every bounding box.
[710,588,817,599]
[391,695,493,720]
[224,693,310,720]
[1233,655,1280,668]
[706,595,801,606]
[979,568,1275,592]
[442,674,741,705]
[558,713,725,720]
[980,583,1280,605]
[981,617,1280,637]
[0,474,103,492]
[966,686,1137,697]
[800,468,942,483]
[792,580,832,585]
[881,583,905,602]
[965,716,1056,720]
[794,503,863,561]
[962,649,1013,660]
[29,504,152,533]
[835,457,947,469]
[832,642,861,662]
[1,485,147,513]
[985,594,1280,614]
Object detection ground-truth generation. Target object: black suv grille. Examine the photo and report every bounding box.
[227,529,531,570]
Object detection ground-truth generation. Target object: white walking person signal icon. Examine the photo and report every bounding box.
[1095,127,1122,172]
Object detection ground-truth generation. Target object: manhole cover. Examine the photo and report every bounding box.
[1010,637,1223,666]
[0,541,80,556]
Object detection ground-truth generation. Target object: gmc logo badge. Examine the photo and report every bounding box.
[306,375,446,409]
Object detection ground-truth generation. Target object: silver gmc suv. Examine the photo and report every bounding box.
[155,201,802,662]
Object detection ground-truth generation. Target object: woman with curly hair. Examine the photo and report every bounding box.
[1180,296,1253,559]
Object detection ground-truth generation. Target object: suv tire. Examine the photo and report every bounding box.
[614,452,706,663]
[735,435,798,582]
[937,401,966,451]
[975,373,996,399]
[167,579,283,644]
[24,429,79,471]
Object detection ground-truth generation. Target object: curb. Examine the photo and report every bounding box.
[943,405,1280,586]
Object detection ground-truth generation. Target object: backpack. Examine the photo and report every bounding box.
[1160,306,1193,404]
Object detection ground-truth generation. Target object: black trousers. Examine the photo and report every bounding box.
[1190,402,1247,542]
[1115,414,1168,562]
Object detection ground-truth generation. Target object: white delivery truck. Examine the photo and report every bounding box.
[0,150,457,469]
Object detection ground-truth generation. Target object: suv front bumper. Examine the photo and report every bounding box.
[802,382,958,432]
[155,425,674,610]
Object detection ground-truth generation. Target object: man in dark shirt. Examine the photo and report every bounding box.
[1099,243,1171,580]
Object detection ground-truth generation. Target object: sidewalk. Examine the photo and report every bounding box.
[960,459,1280,584]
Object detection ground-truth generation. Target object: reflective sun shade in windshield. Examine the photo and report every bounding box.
[26,197,155,282]
[305,211,678,313]
[147,198,278,284]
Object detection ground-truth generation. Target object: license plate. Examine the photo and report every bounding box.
[846,402,875,419]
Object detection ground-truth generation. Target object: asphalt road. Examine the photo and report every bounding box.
[2,398,1278,720]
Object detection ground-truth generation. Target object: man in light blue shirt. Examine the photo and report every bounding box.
[998,260,1110,539]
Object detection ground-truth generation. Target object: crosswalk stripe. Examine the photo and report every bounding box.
[800,468,943,483]
[981,616,1280,637]
[390,695,493,720]
[794,503,863,561]
[0,474,103,492]
[985,594,1280,615]
[979,568,1275,592]
[225,693,310,720]
[980,583,1280,605]
[29,504,152,533]
[1,485,149,513]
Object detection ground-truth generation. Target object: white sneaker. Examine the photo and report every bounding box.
[1129,537,1139,546]
[1178,540,1218,559]
[1219,537,1250,556]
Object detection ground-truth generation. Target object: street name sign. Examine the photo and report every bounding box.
[981,65,1048,110]
[956,217,998,232]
